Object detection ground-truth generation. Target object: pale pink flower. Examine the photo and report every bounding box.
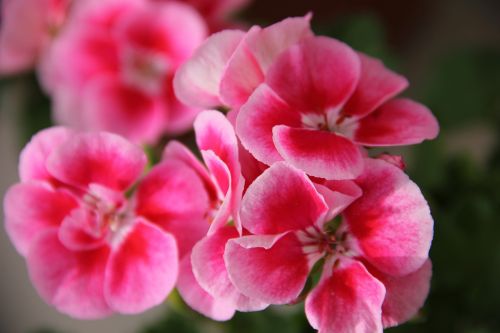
[0,0,71,74]
[3,127,210,318]
[224,159,433,332]
[42,0,207,143]
[174,15,438,180]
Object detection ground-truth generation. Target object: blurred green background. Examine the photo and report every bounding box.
[1,0,499,332]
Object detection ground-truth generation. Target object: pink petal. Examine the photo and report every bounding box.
[104,219,178,314]
[266,36,360,112]
[236,84,301,166]
[245,14,313,73]
[273,125,364,180]
[219,26,265,108]
[305,258,385,333]
[162,140,218,203]
[343,53,408,118]
[19,126,75,183]
[58,208,107,251]
[135,159,210,257]
[177,254,236,321]
[82,76,166,144]
[344,158,434,276]
[46,131,146,191]
[240,162,327,235]
[173,29,245,108]
[194,110,240,185]
[314,180,362,223]
[116,1,206,68]
[4,182,77,256]
[354,98,439,146]
[27,230,112,319]
[366,260,432,328]
[192,226,268,311]
[225,232,314,304]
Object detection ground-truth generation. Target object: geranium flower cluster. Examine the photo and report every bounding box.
[3,11,439,333]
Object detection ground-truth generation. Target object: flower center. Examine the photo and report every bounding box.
[121,46,171,95]
[301,108,358,138]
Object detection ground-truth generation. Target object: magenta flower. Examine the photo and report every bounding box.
[0,0,71,75]
[41,0,207,143]
[224,159,433,332]
[174,15,438,180]
[2,127,211,318]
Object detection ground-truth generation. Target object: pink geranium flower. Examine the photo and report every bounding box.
[41,0,207,143]
[174,15,438,180]
[224,159,433,332]
[161,110,267,320]
[3,127,209,318]
[0,0,71,75]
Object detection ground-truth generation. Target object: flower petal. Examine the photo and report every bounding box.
[177,254,236,321]
[82,76,166,144]
[162,140,218,203]
[46,131,146,191]
[27,230,112,319]
[343,53,408,118]
[173,29,245,108]
[344,158,434,276]
[135,159,210,257]
[240,162,327,234]
[314,180,362,222]
[366,260,432,328]
[273,125,364,180]
[236,84,301,166]
[4,182,77,256]
[266,36,360,112]
[192,226,268,311]
[104,219,178,314]
[19,127,75,183]
[354,98,439,146]
[305,258,385,333]
[225,232,314,304]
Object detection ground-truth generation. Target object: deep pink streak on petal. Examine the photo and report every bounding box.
[305,258,385,333]
[266,36,360,112]
[135,159,210,257]
[192,226,268,311]
[225,232,313,304]
[82,77,166,144]
[177,254,236,321]
[236,84,301,166]
[173,29,245,108]
[240,162,327,235]
[27,230,112,319]
[46,131,146,191]
[104,219,178,314]
[19,127,75,183]
[355,98,439,146]
[4,182,78,256]
[273,125,364,180]
[344,158,434,276]
[343,53,408,118]
[365,260,432,328]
